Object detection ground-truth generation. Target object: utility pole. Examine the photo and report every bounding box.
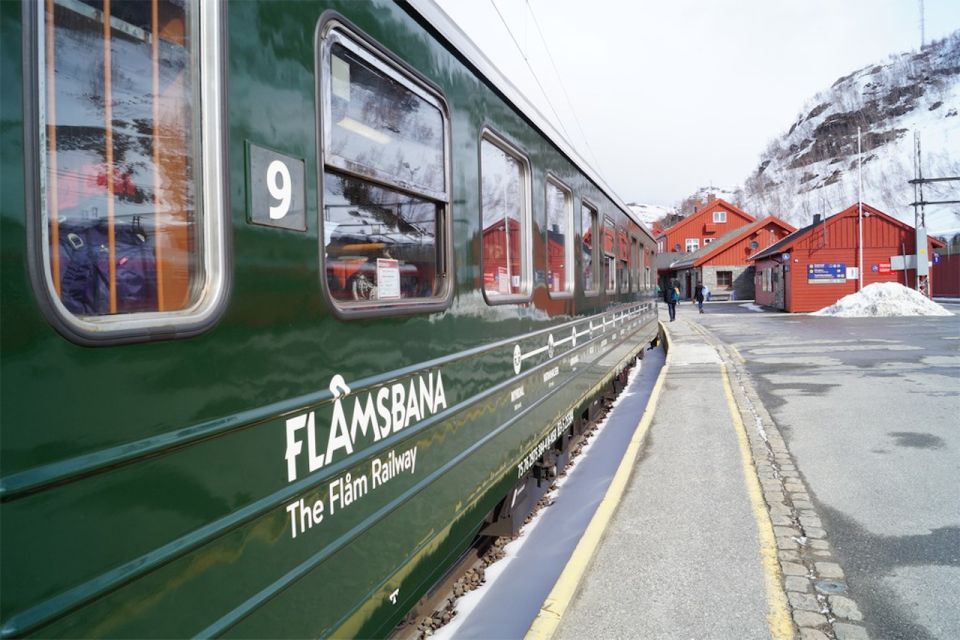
[920,0,925,48]
[858,127,863,290]
[910,131,960,297]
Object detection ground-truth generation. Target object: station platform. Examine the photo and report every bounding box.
[436,314,795,640]
[529,316,792,640]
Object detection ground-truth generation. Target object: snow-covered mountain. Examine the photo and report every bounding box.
[627,202,676,232]
[740,31,960,236]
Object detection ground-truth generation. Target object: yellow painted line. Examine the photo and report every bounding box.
[729,343,747,364]
[720,363,794,640]
[525,324,670,640]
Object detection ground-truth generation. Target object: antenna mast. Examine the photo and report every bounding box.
[919,0,925,47]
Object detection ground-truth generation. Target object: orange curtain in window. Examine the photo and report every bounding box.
[152,1,191,311]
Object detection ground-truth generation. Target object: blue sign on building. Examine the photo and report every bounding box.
[807,263,846,284]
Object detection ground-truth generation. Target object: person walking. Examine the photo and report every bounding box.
[694,282,705,314]
[664,280,680,321]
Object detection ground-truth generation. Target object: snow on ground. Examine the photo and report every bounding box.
[739,303,766,312]
[431,357,647,640]
[813,282,954,317]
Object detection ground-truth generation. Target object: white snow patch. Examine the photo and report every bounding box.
[813,282,953,317]
[431,356,647,639]
[739,303,766,312]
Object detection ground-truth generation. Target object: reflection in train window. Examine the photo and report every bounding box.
[40,0,215,320]
[326,43,445,199]
[319,24,450,313]
[603,216,616,294]
[582,202,598,294]
[323,174,439,301]
[545,178,573,297]
[481,133,531,301]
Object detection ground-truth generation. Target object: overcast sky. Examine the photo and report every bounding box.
[433,0,960,208]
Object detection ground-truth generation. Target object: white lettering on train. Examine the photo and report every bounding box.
[285,372,445,482]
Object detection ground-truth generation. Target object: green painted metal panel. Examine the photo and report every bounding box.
[1,0,660,637]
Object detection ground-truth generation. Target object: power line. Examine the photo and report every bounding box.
[487,0,573,143]
[524,0,603,172]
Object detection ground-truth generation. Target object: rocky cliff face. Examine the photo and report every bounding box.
[739,30,960,236]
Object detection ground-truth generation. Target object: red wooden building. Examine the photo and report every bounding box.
[932,252,960,297]
[655,198,755,254]
[669,216,796,299]
[751,203,945,312]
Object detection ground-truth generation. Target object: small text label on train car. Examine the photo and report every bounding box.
[517,411,573,478]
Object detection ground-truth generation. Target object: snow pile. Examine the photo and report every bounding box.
[813,282,954,317]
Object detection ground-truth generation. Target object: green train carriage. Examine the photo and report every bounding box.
[0,0,659,636]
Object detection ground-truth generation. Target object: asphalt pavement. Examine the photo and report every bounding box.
[692,303,960,640]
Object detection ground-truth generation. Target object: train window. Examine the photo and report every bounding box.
[581,202,598,294]
[318,23,451,315]
[480,131,531,302]
[36,0,226,341]
[545,177,573,297]
[603,216,616,294]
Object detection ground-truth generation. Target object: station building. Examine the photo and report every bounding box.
[668,216,796,300]
[655,198,755,255]
[654,198,758,296]
[751,203,945,312]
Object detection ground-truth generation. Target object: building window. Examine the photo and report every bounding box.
[703,237,714,245]
[631,237,640,292]
[321,25,450,312]
[685,238,699,252]
[545,178,573,296]
[37,0,226,340]
[480,132,531,301]
[713,210,727,223]
[582,203,598,294]
[657,239,664,252]
[717,270,734,288]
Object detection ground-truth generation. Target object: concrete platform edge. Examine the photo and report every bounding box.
[524,323,671,640]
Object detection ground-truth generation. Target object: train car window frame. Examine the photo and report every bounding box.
[581,199,599,296]
[316,17,454,319]
[603,215,616,294]
[479,128,532,305]
[24,0,230,346]
[544,175,574,299]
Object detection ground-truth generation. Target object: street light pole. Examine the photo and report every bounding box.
[858,127,864,290]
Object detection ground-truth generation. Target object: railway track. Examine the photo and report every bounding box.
[392,357,643,639]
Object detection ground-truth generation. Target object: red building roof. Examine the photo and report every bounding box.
[671,216,796,269]
[655,198,757,255]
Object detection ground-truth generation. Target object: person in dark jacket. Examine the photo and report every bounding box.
[694,282,705,314]
[664,279,680,321]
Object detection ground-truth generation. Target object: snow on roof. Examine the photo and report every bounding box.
[812,282,954,317]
